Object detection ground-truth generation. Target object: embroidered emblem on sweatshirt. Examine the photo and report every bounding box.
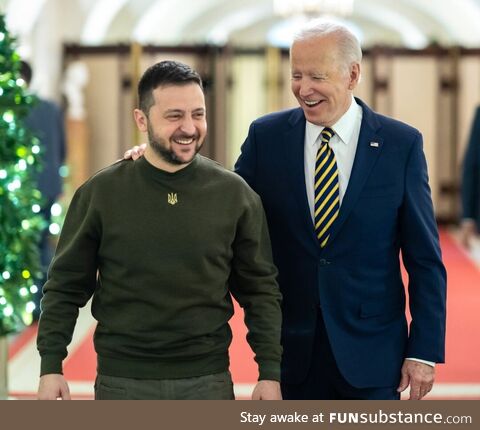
[168,193,178,205]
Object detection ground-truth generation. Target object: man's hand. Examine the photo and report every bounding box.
[251,380,282,400]
[397,360,435,400]
[459,219,477,249]
[38,374,71,400]
[124,143,147,160]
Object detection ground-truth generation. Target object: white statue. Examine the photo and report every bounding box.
[62,61,89,120]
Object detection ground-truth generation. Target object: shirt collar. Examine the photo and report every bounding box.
[305,96,360,146]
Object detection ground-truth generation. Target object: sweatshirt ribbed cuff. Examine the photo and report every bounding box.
[40,355,64,376]
[258,360,281,382]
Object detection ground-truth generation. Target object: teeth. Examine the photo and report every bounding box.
[304,100,320,106]
[175,138,194,145]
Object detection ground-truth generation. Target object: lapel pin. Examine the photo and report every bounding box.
[370,142,379,148]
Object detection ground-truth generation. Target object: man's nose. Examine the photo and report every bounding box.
[298,80,313,97]
[180,116,196,135]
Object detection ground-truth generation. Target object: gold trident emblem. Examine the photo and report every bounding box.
[167,193,178,205]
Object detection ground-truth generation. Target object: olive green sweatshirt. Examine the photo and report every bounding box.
[37,155,282,381]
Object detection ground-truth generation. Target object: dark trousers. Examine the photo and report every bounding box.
[281,312,400,400]
[95,371,235,400]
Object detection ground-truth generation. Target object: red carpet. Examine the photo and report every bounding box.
[64,230,480,384]
[435,231,480,382]
[8,229,480,398]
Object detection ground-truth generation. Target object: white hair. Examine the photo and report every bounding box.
[292,20,362,75]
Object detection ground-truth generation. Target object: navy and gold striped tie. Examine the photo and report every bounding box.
[314,128,339,248]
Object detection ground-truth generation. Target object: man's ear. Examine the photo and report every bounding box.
[133,109,148,132]
[348,62,361,90]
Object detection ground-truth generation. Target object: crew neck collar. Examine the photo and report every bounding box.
[136,155,200,181]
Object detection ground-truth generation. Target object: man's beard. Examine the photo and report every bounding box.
[147,122,203,166]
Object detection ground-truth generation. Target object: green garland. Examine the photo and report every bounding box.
[0,14,45,335]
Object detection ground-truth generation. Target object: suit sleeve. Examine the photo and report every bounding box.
[37,184,100,375]
[461,106,480,224]
[229,191,282,381]
[234,122,257,189]
[399,132,447,363]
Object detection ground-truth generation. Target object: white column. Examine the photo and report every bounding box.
[30,0,64,102]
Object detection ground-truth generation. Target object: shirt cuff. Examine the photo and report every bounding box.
[405,357,435,367]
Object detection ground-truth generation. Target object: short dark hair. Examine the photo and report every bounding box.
[138,60,203,114]
[20,61,33,85]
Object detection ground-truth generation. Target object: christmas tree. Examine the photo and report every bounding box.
[0,14,45,335]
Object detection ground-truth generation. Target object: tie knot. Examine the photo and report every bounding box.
[320,128,335,145]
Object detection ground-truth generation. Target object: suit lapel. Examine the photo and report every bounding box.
[283,109,321,251]
[326,99,383,246]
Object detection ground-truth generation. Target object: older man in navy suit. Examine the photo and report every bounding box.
[125,21,446,400]
[234,21,446,400]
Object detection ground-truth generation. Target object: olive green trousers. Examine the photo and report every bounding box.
[94,371,235,400]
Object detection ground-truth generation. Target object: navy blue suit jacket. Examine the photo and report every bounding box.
[461,105,480,231]
[235,98,446,388]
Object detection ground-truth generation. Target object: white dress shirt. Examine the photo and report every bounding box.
[304,96,362,222]
[303,96,434,368]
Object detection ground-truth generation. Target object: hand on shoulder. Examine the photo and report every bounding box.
[123,143,147,160]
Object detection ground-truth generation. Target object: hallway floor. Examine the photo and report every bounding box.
[7,230,480,400]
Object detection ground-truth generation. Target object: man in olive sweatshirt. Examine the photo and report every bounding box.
[37,61,282,400]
